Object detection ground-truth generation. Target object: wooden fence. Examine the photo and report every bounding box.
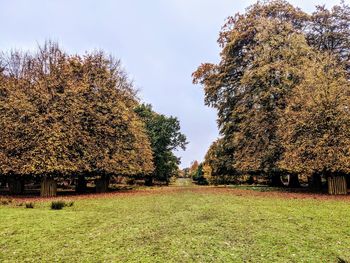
[328,176,348,195]
[40,178,57,197]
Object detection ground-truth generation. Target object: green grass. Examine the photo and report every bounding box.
[228,184,284,192]
[173,178,193,187]
[1,187,350,262]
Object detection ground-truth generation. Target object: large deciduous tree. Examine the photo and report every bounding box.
[193,1,311,185]
[279,54,350,184]
[0,42,154,196]
[231,19,312,183]
[194,0,350,190]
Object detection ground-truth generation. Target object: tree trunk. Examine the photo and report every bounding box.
[309,173,322,192]
[0,175,7,187]
[40,178,57,197]
[95,175,110,193]
[76,174,87,193]
[287,174,300,188]
[145,176,153,186]
[247,175,255,185]
[270,174,283,187]
[8,177,24,195]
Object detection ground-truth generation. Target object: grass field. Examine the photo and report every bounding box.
[1,184,350,262]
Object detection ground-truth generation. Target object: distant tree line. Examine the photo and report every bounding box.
[193,0,350,192]
[0,42,186,196]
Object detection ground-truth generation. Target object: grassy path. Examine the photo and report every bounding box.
[172,178,193,187]
[1,187,350,262]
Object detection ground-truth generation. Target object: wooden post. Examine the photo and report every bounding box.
[40,178,57,197]
[328,176,347,195]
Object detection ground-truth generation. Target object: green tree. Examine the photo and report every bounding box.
[135,104,187,185]
[192,163,208,185]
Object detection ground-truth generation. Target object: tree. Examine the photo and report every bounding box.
[193,0,350,189]
[279,54,350,188]
[0,42,154,196]
[189,160,199,179]
[0,46,82,194]
[74,52,154,191]
[193,1,312,185]
[192,163,208,185]
[307,1,350,75]
[203,139,237,185]
[234,19,312,179]
[135,104,187,185]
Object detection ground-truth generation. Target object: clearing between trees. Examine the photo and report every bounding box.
[1,185,350,262]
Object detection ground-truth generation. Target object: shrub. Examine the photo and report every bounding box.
[25,202,34,209]
[51,201,65,210]
[196,178,209,185]
[50,200,74,210]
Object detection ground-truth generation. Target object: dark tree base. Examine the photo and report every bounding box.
[95,176,110,193]
[270,174,283,187]
[8,177,24,195]
[76,175,87,193]
[309,174,322,192]
[145,177,154,186]
[287,174,300,188]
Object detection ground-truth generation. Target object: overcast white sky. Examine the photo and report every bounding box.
[0,0,347,168]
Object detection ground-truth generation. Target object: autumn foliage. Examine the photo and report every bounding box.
[0,42,156,193]
[195,0,350,189]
